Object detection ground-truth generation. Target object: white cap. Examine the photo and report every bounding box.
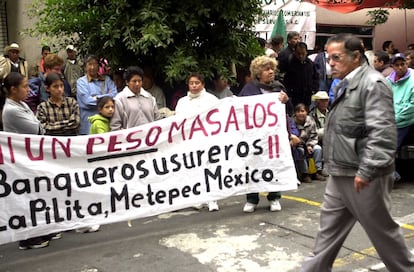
[66,45,76,51]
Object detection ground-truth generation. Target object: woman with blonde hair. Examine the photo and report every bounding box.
[238,55,293,213]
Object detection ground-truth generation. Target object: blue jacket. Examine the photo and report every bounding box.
[25,73,72,112]
[76,75,117,134]
[314,52,331,91]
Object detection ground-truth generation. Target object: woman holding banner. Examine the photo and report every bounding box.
[238,55,293,213]
[2,72,51,249]
[175,72,220,212]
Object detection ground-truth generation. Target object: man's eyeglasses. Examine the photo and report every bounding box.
[327,53,345,63]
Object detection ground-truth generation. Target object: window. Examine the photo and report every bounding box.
[315,24,374,50]
[0,0,7,52]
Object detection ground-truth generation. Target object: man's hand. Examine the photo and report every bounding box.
[354,176,369,193]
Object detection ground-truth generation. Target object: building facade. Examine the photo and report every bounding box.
[1,0,413,69]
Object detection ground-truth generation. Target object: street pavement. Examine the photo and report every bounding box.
[1,179,414,272]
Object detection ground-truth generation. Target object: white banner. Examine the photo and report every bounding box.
[255,0,316,49]
[0,93,297,244]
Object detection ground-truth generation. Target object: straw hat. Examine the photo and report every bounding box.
[4,43,21,53]
[311,91,329,101]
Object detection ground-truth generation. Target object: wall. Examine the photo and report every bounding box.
[316,6,414,52]
[5,0,42,69]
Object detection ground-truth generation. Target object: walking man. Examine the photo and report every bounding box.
[301,33,414,272]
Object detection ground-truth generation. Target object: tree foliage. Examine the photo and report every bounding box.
[26,0,264,85]
[367,0,414,25]
[390,0,414,8]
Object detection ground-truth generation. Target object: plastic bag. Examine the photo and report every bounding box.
[308,157,317,174]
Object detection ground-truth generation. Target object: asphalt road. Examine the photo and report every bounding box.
[1,179,414,272]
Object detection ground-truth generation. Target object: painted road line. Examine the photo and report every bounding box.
[369,249,414,271]
[283,195,414,231]
[281,195,322,207]
[395,213,414,231]
[399,223,414,231]
[283,195,414,270]
[333,231,414,269]
[333,247,379,268]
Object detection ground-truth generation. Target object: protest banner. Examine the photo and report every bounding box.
[255,0,316,49]
[0,93,297,244]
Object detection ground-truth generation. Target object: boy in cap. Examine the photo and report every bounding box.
[387,53,414,182]
[63,45,83,97]
[387,53,414,149]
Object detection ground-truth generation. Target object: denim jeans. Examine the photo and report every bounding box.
[397,126,412,149]
[294,144,323,175]
[246,192,281,204]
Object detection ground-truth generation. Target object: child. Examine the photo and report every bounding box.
[76,96,114,234]
[37,72,81,241]
[293,103,326,183]
[36,72,80,136]
[88,96,115,134]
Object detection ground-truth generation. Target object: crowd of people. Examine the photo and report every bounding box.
[1,32,414,271]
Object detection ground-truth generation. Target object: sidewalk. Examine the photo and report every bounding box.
[1,180,414,272]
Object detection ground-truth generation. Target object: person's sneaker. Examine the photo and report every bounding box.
[314,172,327,181]
[301,174,312,183]
[269,200,282,212]
[243,202,257,213]
[88,225,100,232]
[193,203,205,210]
[76,225,100,233]
[48,232,62,240]
[208,201,219,212]
[18,237,50,250]
[319,169,329,177]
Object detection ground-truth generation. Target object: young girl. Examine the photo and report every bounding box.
[88,96,115,134]
[293,103,326,183]
[36,72,80,136]
[76,96,114,234]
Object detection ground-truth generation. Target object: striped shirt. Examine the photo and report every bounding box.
[36,97,80,136]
